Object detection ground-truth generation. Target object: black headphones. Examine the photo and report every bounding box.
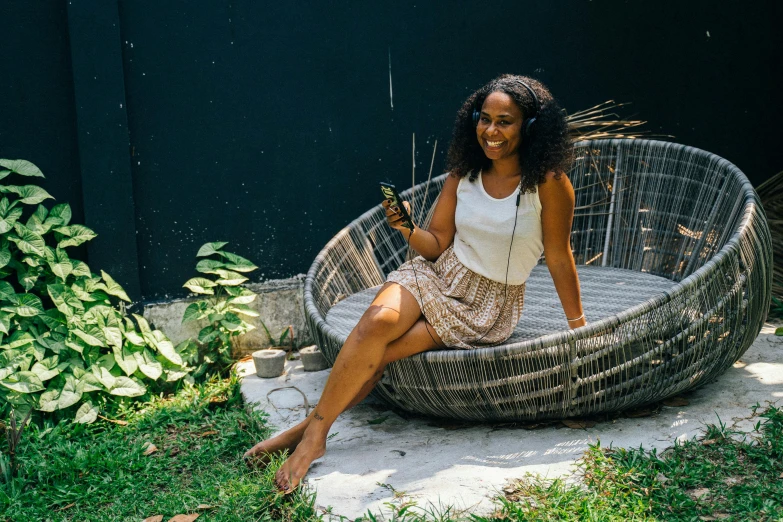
[472,78,541,138]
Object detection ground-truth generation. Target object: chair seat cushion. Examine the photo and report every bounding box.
[326,264,677,345]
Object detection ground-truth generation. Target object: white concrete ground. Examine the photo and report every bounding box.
[239,322,783,520]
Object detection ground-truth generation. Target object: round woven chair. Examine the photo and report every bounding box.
[304,139,772,421]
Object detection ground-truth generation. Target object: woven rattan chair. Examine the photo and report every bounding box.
[304,139,772,421]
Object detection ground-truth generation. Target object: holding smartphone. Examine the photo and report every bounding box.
[380,182,414,231]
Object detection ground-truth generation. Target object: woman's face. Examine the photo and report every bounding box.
[476,91,525,162]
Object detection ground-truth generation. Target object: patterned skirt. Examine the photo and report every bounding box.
[385,244,526,349]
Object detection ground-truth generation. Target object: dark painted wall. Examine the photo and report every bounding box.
[1,1,781,303]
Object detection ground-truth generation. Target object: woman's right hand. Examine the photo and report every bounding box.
[382,199,414,233]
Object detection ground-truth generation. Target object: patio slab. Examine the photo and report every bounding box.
[238,322,783,520]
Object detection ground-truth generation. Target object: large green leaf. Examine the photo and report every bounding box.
[100,270,131,302]
[16,264,40,292]
[113,345,138,376]
[0,185,53,205]
[109,376,146,397]
[37,383,60,411]
[0,205,22,234]
[198,326,220,344]
[0,311,11,334]
[75,372,102,393]
[195,258,227,274]
[26,204,52,234]
[48,284,84,317]
[46,203,72,227]
[183,277,217,295]
[143,330,182,366]
[131,313,151,334]
[72,279,109,302]
[213,269,248,286]
[72,326,106,347]
[0,371,45,393]
[30,355,62,382]
[228,303,260,317]
[0,280,14,300]
[182,302,206,324]
[102,326,123,348]
[122,329,145,346]
[220,312,245,332]
[217,251,258,272]
[74,401,99,424]
[57,373,82,409]
[133,348,162,380]
[71,260,91,277]
[47,248,73,281]
[0,159,45,178]
[0,239,11,269]
[93,366,116,389]
[196,241,228,257]
[1,293,45,317]
[53,224,97,248]
[9,222,45,255]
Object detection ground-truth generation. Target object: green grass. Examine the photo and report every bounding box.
[0,373,319,521]
[3,376,782,522]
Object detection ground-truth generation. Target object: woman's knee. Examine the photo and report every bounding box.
[354,304,403,343]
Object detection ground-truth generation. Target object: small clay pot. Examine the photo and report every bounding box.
[300,345,329,372]
[252,349,286,378]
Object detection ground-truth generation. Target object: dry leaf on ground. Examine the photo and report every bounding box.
[562,419,597,429]
[56,503,75,511]
[143,516,164,522]
[168,515,200,522]
[200,431,219,437]
[143,443,158,456]
[702,438,719,445]
[699,514,730,520]
[663,396,690,407]
[196,504,215,510]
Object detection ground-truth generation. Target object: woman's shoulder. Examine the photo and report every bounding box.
[537,170,575,207]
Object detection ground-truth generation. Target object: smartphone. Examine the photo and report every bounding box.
[380,182,414,231]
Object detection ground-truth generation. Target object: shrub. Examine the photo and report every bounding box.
[181,242,259,378]
[0,159,192,424]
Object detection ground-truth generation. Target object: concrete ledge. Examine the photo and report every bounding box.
[143,274,313,356]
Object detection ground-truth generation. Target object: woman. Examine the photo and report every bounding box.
[244,74,585,493]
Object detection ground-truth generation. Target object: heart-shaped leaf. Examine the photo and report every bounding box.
[145,330,182,366]
[133,348,162,380]
[183,277,217,295]
[74,401,99,424]
[57,373,82,409]
[0,184,53,204]
[195,258,228,274]
[46,203,72,227]
[53,224,98,248]
[1,370,45,393]
[48,248,73,281]
[100,270,131,302]
[71,260,91,277]
[72,326,106,347]
[48,284,84,317]
[0,280,15,300]
[182,302,206,324]
[228,303,260,317]
[0,239,11,269]
[196,241,228,257]
[31,356,62,381]
[0,159,45,178]
[213,269,248,286]
[1,293,45,317]
[9,222,45,255]
[217,251,258,272]
[109,376,146,397]
[0,205,22,234]
[113,345,139,376]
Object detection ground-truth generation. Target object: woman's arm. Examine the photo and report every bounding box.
[384,174,459,261]
[538,171,586,328]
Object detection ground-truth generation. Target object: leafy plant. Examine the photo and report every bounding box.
[0,159,192,424]
[260,323,293,349]
[181,242,259,378]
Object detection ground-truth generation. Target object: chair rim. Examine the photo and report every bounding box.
[304,138,761,362]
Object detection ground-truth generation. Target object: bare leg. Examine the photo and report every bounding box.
[269,283,441,492]
[243,315,441,467]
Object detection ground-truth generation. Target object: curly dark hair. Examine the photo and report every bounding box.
[445,74,573,193]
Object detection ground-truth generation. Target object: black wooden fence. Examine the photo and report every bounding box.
[1,0,780,303]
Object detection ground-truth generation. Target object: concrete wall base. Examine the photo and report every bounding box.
[143,274,313,357]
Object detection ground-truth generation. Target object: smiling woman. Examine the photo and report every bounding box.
[242,74,586,494]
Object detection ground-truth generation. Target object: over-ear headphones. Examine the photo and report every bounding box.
[472,78,541,137]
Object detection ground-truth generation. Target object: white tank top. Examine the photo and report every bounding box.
[452,171,544,285]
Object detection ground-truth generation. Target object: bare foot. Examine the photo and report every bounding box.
[243,427,304,468]
[274,435,326,494]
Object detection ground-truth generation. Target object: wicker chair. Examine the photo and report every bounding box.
[304,139,772,421]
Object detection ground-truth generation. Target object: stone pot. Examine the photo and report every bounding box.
[300,345,329,372]
[252,349,286,378]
